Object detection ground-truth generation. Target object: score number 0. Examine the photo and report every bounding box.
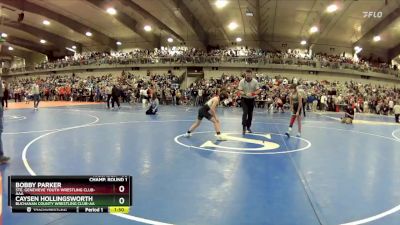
[118,185,126,205]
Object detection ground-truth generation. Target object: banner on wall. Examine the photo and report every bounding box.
[0,56,12,61]
[0,49,13,62]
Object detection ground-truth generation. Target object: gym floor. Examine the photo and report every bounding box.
[1,102,400,225]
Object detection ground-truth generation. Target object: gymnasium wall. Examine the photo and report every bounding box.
[10,57,25,70]
[181,76,199,89]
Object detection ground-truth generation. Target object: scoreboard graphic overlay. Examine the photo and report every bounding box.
[8,176,132,213]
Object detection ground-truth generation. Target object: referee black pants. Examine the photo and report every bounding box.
[111,96,120,108]
[242,98,255,129]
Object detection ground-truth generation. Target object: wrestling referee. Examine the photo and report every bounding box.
[238,69,261,134]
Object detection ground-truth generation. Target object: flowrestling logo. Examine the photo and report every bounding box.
[363,11,383,18]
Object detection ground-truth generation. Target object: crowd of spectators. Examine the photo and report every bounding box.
[8,47,399,77]
[4,71,400,117]
[6,70,181,105]
[185,73,400,116]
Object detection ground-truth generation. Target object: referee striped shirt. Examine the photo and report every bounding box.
[238,79,259,99]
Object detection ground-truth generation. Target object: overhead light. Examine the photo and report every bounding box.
[144,25,152,32]
[72,45,77,49]
[106,7,117,15]
[310,26,319,33]
[245,12,254,16]
[301,40,307,45]
[215,0,228,8]
[40,39,46,44]
[326,4,338,13]
[1,33,7,38]
[66,47,76,53]
[228,22,238,30]
[85,31,92,37]
[373,35,381,42]
[236,37,242,42]
[42,20,50,25]
[116,41,122,45]
[354,46,362,53]
[167,37,173,43]
[245,8,254,16]
[8,46,13,51]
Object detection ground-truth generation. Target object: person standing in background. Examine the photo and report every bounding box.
[2,81,8,109]
[197,88,203,106]
[14,87,20,102]
[320,93,327,111]
[394,101,400,123]
[66,84,72,101]
[389,98,394,115]
[0,78,10,164]
[20,87,25,103]
[297,86,306,117]
[171,88,176,106]
[192,88,198,106]
[3,83,8,109]
[32,80,41,111]
[176,90,181,105]
[111,84,121,110]
[312,93,318,112]
[105,83,112,109]
[0,81,3,107]
[44,86,50,101]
